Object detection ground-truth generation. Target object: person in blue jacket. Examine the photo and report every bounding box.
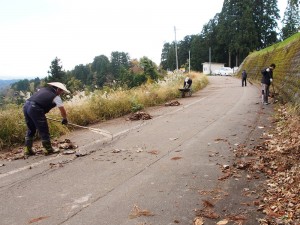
[242,70,247,87]
[261,63,276,105]
[23,82,70,156]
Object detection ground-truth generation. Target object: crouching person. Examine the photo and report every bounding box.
[184,77,192,89]
[23,82,70,156]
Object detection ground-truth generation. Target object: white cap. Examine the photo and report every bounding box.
[48,82,70,93]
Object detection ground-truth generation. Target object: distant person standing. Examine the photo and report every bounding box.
[261,63,276,105]
[242,70,247,87]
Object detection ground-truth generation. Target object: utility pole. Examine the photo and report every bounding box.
[174,26,178,71]
[189,50,191,74]
[209,47,211,74]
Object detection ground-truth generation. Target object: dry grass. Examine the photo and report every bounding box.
[0,72,208,150]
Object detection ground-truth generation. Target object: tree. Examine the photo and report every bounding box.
[201,15,220,63]
[73,64,91,85]
[67,77,84,93]
[178,36,193,69]
[12,79,30,92]
[190,35,205,71]
[161,42,177,71]
[253,0,280,49]
[281,0,300,40]
[46,57,66,83]
[160,42,173,70]
[139,57,159,81]
[91,55,110,87]
[110,51,130,80]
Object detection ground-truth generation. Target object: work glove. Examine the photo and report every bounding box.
[61,118,68,125]
[270,78,273,83]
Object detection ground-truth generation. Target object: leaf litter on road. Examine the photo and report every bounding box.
[129,204,154,219]
[227,105,300,224]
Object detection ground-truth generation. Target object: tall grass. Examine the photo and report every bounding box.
[0,72,208,150]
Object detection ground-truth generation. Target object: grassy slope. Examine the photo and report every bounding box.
[237,32,300,104]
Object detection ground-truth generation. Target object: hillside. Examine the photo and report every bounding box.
[0,79,19,91]
[238,32,300,105]
[237,33,300,224]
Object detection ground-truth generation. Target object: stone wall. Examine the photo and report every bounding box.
[238,33,300,105]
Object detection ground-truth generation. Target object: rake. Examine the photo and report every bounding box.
[47,117,113,139]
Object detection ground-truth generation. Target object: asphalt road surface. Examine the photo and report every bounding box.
[0,76,273,225]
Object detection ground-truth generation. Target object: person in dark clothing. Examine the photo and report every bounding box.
[261,63,276,105]
[242,70,247,87]
[23,82,70,156]
[183,77,192,89]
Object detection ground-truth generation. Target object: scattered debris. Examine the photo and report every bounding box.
[171,156,182,160]
[165,100,180,106]
[75,150,88,157]
[229,105,300,224]
[28,216,50,224]
[54,139,78,150]
[128,111,152,120]
[136,148,143,153]
[169,137,178,141]
[147,150,159,155]
[0,139,77,160]
[216,219,229,225]
[62,150,76,155]
[112,149,122,153]
[49,160,71,168]
[129,204,154,219]
[193,217,204,225]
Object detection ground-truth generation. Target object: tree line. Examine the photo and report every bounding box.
[1,52,160,106]
[161,0,300,71]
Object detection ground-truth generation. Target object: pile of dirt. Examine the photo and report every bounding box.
[128,111,152,120]
[0,139,77,160]
[165,100,180,106]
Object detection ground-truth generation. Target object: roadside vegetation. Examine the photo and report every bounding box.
[0,72,208,150]
[235,32,300,224]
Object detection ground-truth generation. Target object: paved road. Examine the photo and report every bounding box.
[0,76,273,225]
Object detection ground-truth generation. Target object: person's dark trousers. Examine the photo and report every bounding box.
[242,78,247,87]
[23,101,51,142]
[261,84,270,103]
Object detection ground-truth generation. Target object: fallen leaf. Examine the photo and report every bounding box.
[193,217,204,225]
[169,137,178,141]
[217,219,229,225]
[29,216,49,223]
[171,157,182,160]
[129,204,154,219]
[147,150,159,155]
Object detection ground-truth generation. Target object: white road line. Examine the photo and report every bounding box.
[0,157,56,179]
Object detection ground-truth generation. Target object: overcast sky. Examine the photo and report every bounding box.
[0,0,287,79]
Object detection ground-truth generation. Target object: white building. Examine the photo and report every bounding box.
[202,62,225,75]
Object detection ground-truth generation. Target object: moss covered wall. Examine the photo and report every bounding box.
[238,32,300,104]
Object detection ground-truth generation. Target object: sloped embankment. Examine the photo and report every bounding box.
[239,32,300,105]
[234,34,300,224]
